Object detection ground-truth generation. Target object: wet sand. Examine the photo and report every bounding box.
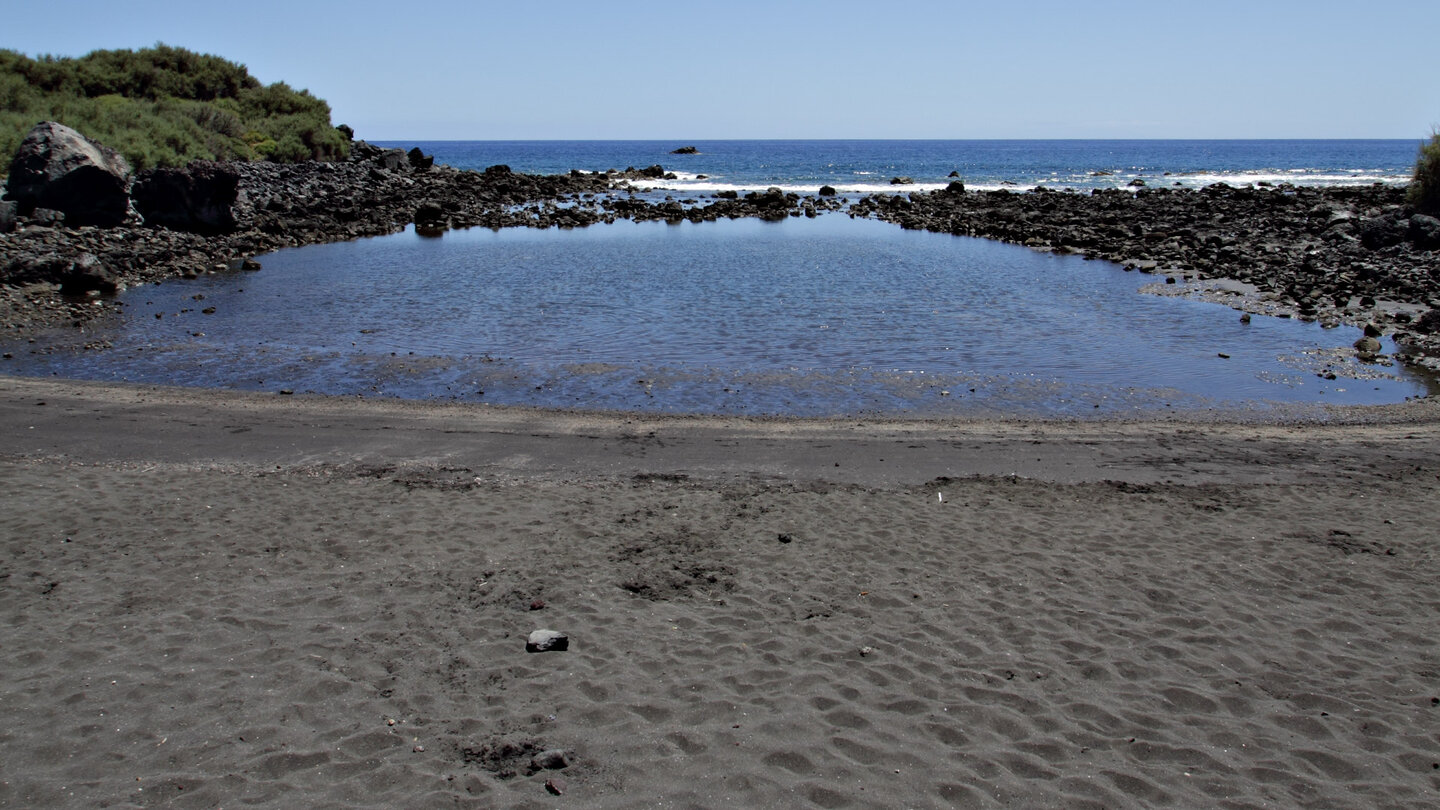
[3,376,1439,808]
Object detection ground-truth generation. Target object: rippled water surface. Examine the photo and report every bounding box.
[5,215,1427,417]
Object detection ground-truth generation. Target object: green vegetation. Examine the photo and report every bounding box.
[1411,129,1440,214]
[1,44,349,170]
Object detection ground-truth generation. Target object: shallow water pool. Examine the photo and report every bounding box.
[3,215,1428,417]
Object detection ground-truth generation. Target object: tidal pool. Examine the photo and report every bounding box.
[4,215,1428,417]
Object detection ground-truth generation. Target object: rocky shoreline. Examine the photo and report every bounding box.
[0,135,849,337]
[853,182,1440,364]
[3,130,1438,370]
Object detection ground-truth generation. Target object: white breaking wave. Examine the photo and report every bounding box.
[621,177,954,196]
[619,169,1409,197]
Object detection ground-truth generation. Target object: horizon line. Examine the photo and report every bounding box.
[364,136,1425,143]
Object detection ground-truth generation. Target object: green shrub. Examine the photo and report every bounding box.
[0,44,348,170]
[1411,130,1440,214]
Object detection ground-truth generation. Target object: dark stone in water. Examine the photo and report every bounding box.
[670,146,699,154]
[414,201,446,226]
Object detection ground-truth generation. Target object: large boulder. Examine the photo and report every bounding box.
[407,147,433,171]
[1359,212,1407,249]
[131,161,241,234]
[1408,213,1440,250]
[3,122,132,227]
[0,200,16,233]
[375,148,409,171]
[346,140,409,171]
[414,200,446,227]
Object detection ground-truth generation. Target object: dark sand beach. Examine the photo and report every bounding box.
[3,375,1439,808]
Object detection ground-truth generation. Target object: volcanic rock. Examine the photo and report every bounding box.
[414,201,446,226]
[1359,214,1407,249]
[3,122,132,227]
[407,147,434,171]
[1354,335,1382,356]
[1408,214,1440,250]
[131,161,241,234]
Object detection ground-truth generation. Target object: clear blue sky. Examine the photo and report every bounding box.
[4,0,1436,140]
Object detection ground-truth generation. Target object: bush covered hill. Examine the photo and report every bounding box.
[1,44,349,171]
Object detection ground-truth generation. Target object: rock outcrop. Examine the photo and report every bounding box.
[131,161,241,234]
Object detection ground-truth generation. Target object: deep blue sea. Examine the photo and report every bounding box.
[5,140,1430,418]
[375,139,1419,195]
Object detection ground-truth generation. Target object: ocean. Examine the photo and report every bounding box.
[373,139,1420,195]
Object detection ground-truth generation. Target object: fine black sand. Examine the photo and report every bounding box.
[3,376,1439,808]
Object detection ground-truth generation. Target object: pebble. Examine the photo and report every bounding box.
[531,749,570,771]
[526,629,569,653]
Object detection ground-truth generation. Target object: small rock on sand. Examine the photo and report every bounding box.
[532,749,570,770]
[526,629,568,653]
